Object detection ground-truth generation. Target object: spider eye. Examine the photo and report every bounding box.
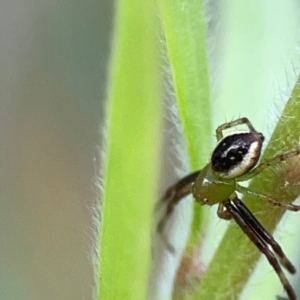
[211,131,264,178]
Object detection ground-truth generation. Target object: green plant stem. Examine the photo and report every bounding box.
[192,76,300,299]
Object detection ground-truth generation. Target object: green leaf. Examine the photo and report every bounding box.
[159,0,212,245]
[98,0,161,299]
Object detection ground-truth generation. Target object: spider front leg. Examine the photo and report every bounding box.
[232,197,295,273]
[157,170,200,251]
[224,197,296,300]
[214,196,296,299]
[216,117,258,140]
[217,202,232,220]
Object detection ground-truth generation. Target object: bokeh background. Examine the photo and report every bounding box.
[1,1,300,300]
[0,1,113,299]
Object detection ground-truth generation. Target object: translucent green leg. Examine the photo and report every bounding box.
[236,184,300,211]
[216,117,258,140]
[237,149,300,182]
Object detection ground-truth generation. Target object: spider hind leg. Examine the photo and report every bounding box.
[156,170,200,252]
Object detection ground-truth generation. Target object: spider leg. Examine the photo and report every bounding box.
[236,184,300,211]
[216,117,258,140]
[217,202,233,220]
[237,149,300,182]
[233,197,295,273]
[224,198,296,300]
[157,170,200,251]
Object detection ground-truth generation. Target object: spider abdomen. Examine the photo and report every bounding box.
[211,131,264,178]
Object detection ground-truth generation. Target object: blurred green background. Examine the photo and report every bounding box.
[1,0,300,299]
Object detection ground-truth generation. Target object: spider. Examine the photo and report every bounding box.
[157,117,300,300]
